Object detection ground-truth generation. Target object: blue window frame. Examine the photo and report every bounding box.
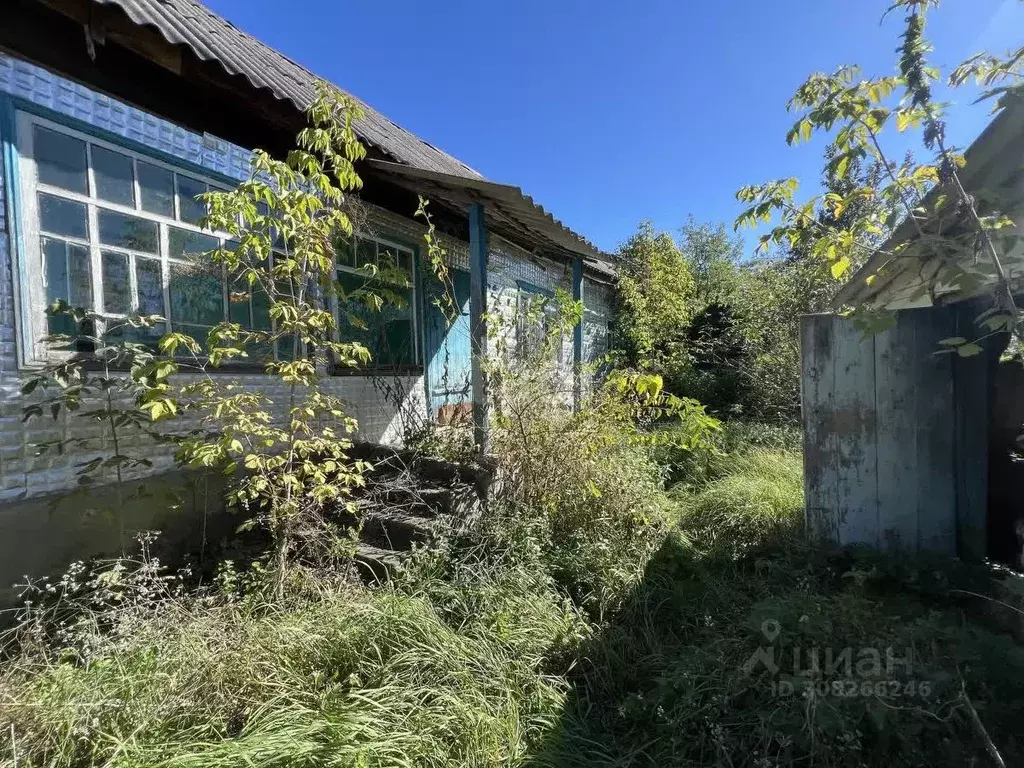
[334,233,420,369]
[3,100,423,371]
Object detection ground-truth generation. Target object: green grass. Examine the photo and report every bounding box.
[3,426,1024,767]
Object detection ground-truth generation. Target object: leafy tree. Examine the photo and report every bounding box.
[614,222,696,372]
[22,83,385,597]
[736,0,1024,351]
[681,218,744,306]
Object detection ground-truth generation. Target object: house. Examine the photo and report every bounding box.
[0,0,616,590]
[800,100,1024,566]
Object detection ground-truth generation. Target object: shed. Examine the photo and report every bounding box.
[801,102,1024,565]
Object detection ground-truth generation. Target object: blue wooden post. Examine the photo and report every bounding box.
[572,257,584,409]
[468,203,490,453]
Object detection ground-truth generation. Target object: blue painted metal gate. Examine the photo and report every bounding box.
[425,269,472,416]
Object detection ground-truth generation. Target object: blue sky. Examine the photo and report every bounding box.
[204,0,1023,253]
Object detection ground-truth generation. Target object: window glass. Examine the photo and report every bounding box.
[42,239,91,335]
[98,209,158,253]
[378,244,398,269]
[176,175,207,225]
[101,251,132,314]
[169,227,219,261]
[355,238,376,268]
[38,194,88,239]
[138,162,174,216]
[136,257,164,316]
[34,126,87,193]
[334,235,354,268]
[42,238,68,307]
[397,248,413,277]
[227,274,252,327]
[169,262,224,345]
[92,146,135,206]
[67,244,92,309]
[337,270,415,367]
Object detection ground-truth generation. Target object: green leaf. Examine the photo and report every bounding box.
[836,155,850,180]
[830,255,852,280]
[938,337,967,346]
[957,343,983,357]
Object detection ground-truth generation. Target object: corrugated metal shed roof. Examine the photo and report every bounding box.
[93,0,482,179]
[367,159,614,265]
[834,102,1024,310]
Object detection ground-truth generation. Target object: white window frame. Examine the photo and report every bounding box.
[334,232,420,367]
[15,111,238,363]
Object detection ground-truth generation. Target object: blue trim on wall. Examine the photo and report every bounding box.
[468,203,489,452]
[515,279,555,298]
[7,96,245,189]
[0,93,31,365]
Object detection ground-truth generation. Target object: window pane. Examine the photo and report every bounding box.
[355,238,376,268]
[397,248,413,276]
[169,262,224,343]
[251,282,272,330]
[42,238,91,335]
[133,257,166,342]
[169,227,219,262]
[138,162,174,216]
[68,244,92,309]
[42,238,68,306]
[378,244,398,269]
[92,146,135,207]
[177,175,207,225]
[335,235,354,268]
[34,126,87,193]
[337,271,415,367]
[98,209,158,253]
[227,275,251,326]
[136,257,164,316]
[38,194,87,239]
[101,251,131,314]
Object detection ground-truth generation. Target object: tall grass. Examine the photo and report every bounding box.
[1,579,576,767]
[3,422,1024,767]
[678,449,804,556]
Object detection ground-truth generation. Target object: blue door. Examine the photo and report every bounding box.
[425,269,472,417]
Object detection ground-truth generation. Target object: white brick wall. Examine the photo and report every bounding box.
[0,52,613,503]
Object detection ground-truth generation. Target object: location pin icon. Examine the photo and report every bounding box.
[761,619,781,642]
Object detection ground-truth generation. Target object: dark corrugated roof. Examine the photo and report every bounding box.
[87,0,612,272]
[367,160,613,264]
[93,0,482,179]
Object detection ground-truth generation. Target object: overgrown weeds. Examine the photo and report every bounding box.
[3,417,1024,767]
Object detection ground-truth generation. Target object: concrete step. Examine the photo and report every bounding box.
[360,509,435,551]
[354,543,403,584]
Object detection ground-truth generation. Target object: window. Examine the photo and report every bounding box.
[335,235,418,368]
[515,282,561,362]
[14,114,274,359]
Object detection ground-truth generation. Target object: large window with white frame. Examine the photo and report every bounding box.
[14,111,421,370]
[13,112,275,361]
